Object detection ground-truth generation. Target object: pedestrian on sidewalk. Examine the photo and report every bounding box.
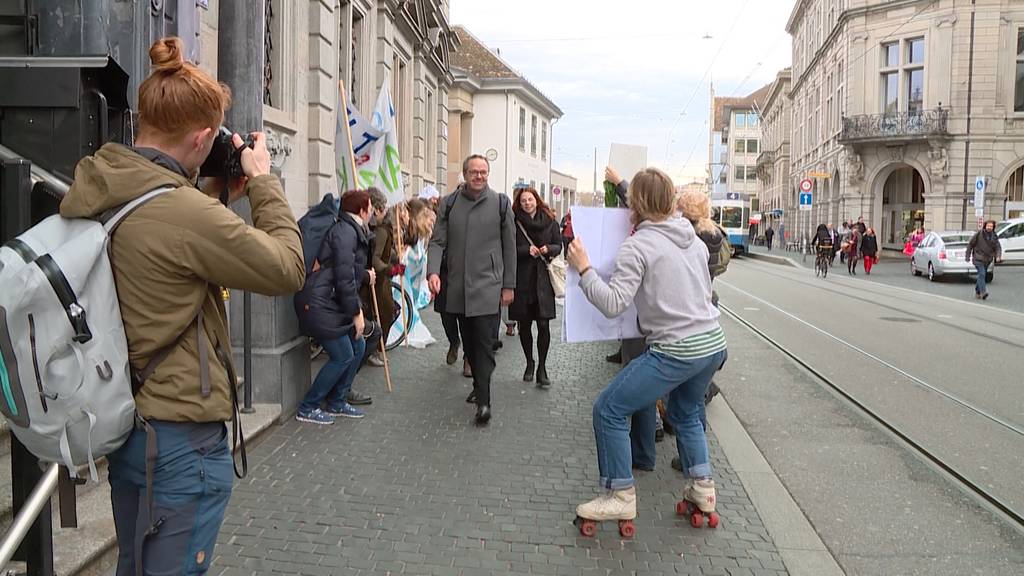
[510,186,561,387]
[838,222,851,263]
[434,187,467,375]
[827,223,839,264]
[58,37,306,575]
[861,227,879,274]
[364,187,397,370]
[967,220,1003,300]
[428,154,517,426]
[388,198,437,349]
[294,189,375,424]
[846,223,863,275]
[764,224,775,251]
[566,168,727,528]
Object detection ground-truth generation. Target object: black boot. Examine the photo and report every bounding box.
[466,390,477,404]
[475,405,491,426]
[523,361,535,383]
[535,365,550,388]
[605,349,622,364]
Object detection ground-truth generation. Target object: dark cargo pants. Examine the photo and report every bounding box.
[108,421,233,575]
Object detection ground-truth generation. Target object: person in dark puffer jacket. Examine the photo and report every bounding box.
[294,189,375,424]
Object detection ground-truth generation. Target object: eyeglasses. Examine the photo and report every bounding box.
[466,170,489,177]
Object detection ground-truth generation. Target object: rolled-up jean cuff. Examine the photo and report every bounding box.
[687,463,713,479]
[600,476,635,491]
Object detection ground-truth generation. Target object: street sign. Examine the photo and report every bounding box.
[799,179,813,193]
[974,176,986,217]
[808,171,831,179]
[726,192,741,200]
[799,192,813,211]
[552,186,562,196]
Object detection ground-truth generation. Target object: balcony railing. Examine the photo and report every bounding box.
[839,108,948,143]
[755,150,776,171]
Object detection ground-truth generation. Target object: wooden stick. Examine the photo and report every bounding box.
[340,81,394,393]
[393,203,409,348]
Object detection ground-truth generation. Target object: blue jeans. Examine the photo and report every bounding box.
[594,348,726,489]
[975,262,988,295]
[108,421,232,575]
[301,334,366,413]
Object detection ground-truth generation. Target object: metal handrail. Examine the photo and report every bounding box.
[0,144,71,199]
[0,463,59,569]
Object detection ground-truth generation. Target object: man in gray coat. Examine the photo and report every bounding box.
[428,154,517,425]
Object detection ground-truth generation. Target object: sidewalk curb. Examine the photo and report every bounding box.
[707,397,845,576]
[743,251,802,268]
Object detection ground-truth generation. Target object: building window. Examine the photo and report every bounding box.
[735,138,746,154]
[541,122,548,160]
[263,0,274,106]
[881,38,925,115]
[343,9,366,108]
[1015,29,1024,112]
[425,87,436,175]
[746,166,758,181]
[748,113,759,127]
[541,183,546,199]
[748,139,759,154]
[1008,164,1024,202]
[735,166,745,181]
[392,52,412,160]
[736,112,746,128]
[531,114,538,156]
[519,108,526,151]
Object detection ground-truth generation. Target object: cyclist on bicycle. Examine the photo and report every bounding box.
[811,223,833,260]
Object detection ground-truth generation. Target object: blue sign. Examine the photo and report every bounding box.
[799,193,813,206]
[726,192,741,200]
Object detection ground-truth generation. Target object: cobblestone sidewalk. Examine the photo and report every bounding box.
[212,311,790,576]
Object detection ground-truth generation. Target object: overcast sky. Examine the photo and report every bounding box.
[449,0,793,192]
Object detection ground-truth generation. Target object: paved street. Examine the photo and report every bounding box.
[210,313,791,576]
[746,245,1024,314]
[716,259,1024,575]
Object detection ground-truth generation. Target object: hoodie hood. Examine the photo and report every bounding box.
[636,215,695,250]
[60,143,193,219]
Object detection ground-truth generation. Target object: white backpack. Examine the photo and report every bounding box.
[0,187,173,480]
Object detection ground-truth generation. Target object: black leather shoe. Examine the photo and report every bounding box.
[535,366,550,388]
[523,362,535,383]
[475,405,491,425]
[465,391,477,404]
[446,343,460,366]
[605,350,622,364]
[347,390,372,406]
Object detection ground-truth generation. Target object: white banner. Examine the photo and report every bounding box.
[336,75,405,206]
[563,207,642,343]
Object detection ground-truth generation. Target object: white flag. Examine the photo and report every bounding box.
[335,75,405,206]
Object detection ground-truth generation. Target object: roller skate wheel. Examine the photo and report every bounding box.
[675,500,687,516]
[690,511,704,528]
[707,512,720,528]
[618,520,636,538]
[576,517,597,537]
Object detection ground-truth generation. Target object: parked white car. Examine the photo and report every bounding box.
[911,231,994,282]
[995,218,1024,263]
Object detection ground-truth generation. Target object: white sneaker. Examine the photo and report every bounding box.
[685,478,717,513]
[575,487,637,521]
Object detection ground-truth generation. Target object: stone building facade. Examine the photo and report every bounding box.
[788,0,1024,248]
[756,69,795,242]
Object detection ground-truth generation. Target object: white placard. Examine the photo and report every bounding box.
[608,143,648,182]
[564,207,642,343]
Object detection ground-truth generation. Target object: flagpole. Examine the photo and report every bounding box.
[340,80,394,393]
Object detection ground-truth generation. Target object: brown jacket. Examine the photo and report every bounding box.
[60,144,305,422]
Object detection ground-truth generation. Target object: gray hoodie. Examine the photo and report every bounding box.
[579,215,720,345]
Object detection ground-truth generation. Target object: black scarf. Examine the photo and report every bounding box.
[515,209,551,242]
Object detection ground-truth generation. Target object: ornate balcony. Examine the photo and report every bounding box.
[755,150,776,171]
[839,108,948,144]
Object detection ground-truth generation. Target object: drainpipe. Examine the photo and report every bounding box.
[504,90,510,194]
[960,0,977,230]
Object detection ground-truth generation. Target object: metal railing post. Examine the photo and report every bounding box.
[0,462,59,571]
[242,291,254,413]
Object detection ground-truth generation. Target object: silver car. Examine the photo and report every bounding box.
[910,231,994,282]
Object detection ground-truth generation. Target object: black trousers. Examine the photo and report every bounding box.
[441,311,461,347]
[458,313,499,407]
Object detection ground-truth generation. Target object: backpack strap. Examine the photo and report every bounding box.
[100,186,176,234]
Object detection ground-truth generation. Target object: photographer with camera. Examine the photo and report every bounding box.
[293,189,377,424]
[58,37,305,575]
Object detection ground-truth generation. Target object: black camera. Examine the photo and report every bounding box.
[199,126,254,180]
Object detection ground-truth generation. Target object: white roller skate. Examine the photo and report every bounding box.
[676,478,720,528]
[574,487,637,538]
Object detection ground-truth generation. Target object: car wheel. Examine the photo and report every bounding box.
[927,262,936,282]
[911,259,921,276]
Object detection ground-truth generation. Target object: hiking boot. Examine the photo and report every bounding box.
[575,487,636,521]
[325,402,365,419]
[346,390,372,406]
[296,409,335,425]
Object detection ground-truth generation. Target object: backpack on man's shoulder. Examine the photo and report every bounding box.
[443,189,509,223]
[710,224,731,278]
[0,187,174,480]
[297,193,340,273]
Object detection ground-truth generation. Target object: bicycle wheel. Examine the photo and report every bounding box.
[820,258,828,278]
[385,280,416,351]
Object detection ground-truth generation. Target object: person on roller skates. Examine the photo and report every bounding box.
[566,168,727,537]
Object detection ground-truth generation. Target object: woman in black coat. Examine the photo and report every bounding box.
[509,187,561,387]
[294,189,375,423]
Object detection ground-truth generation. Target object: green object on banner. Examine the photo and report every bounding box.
[603,181,619,208]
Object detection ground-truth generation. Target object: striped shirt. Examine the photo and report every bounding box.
[651,326,727,360]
